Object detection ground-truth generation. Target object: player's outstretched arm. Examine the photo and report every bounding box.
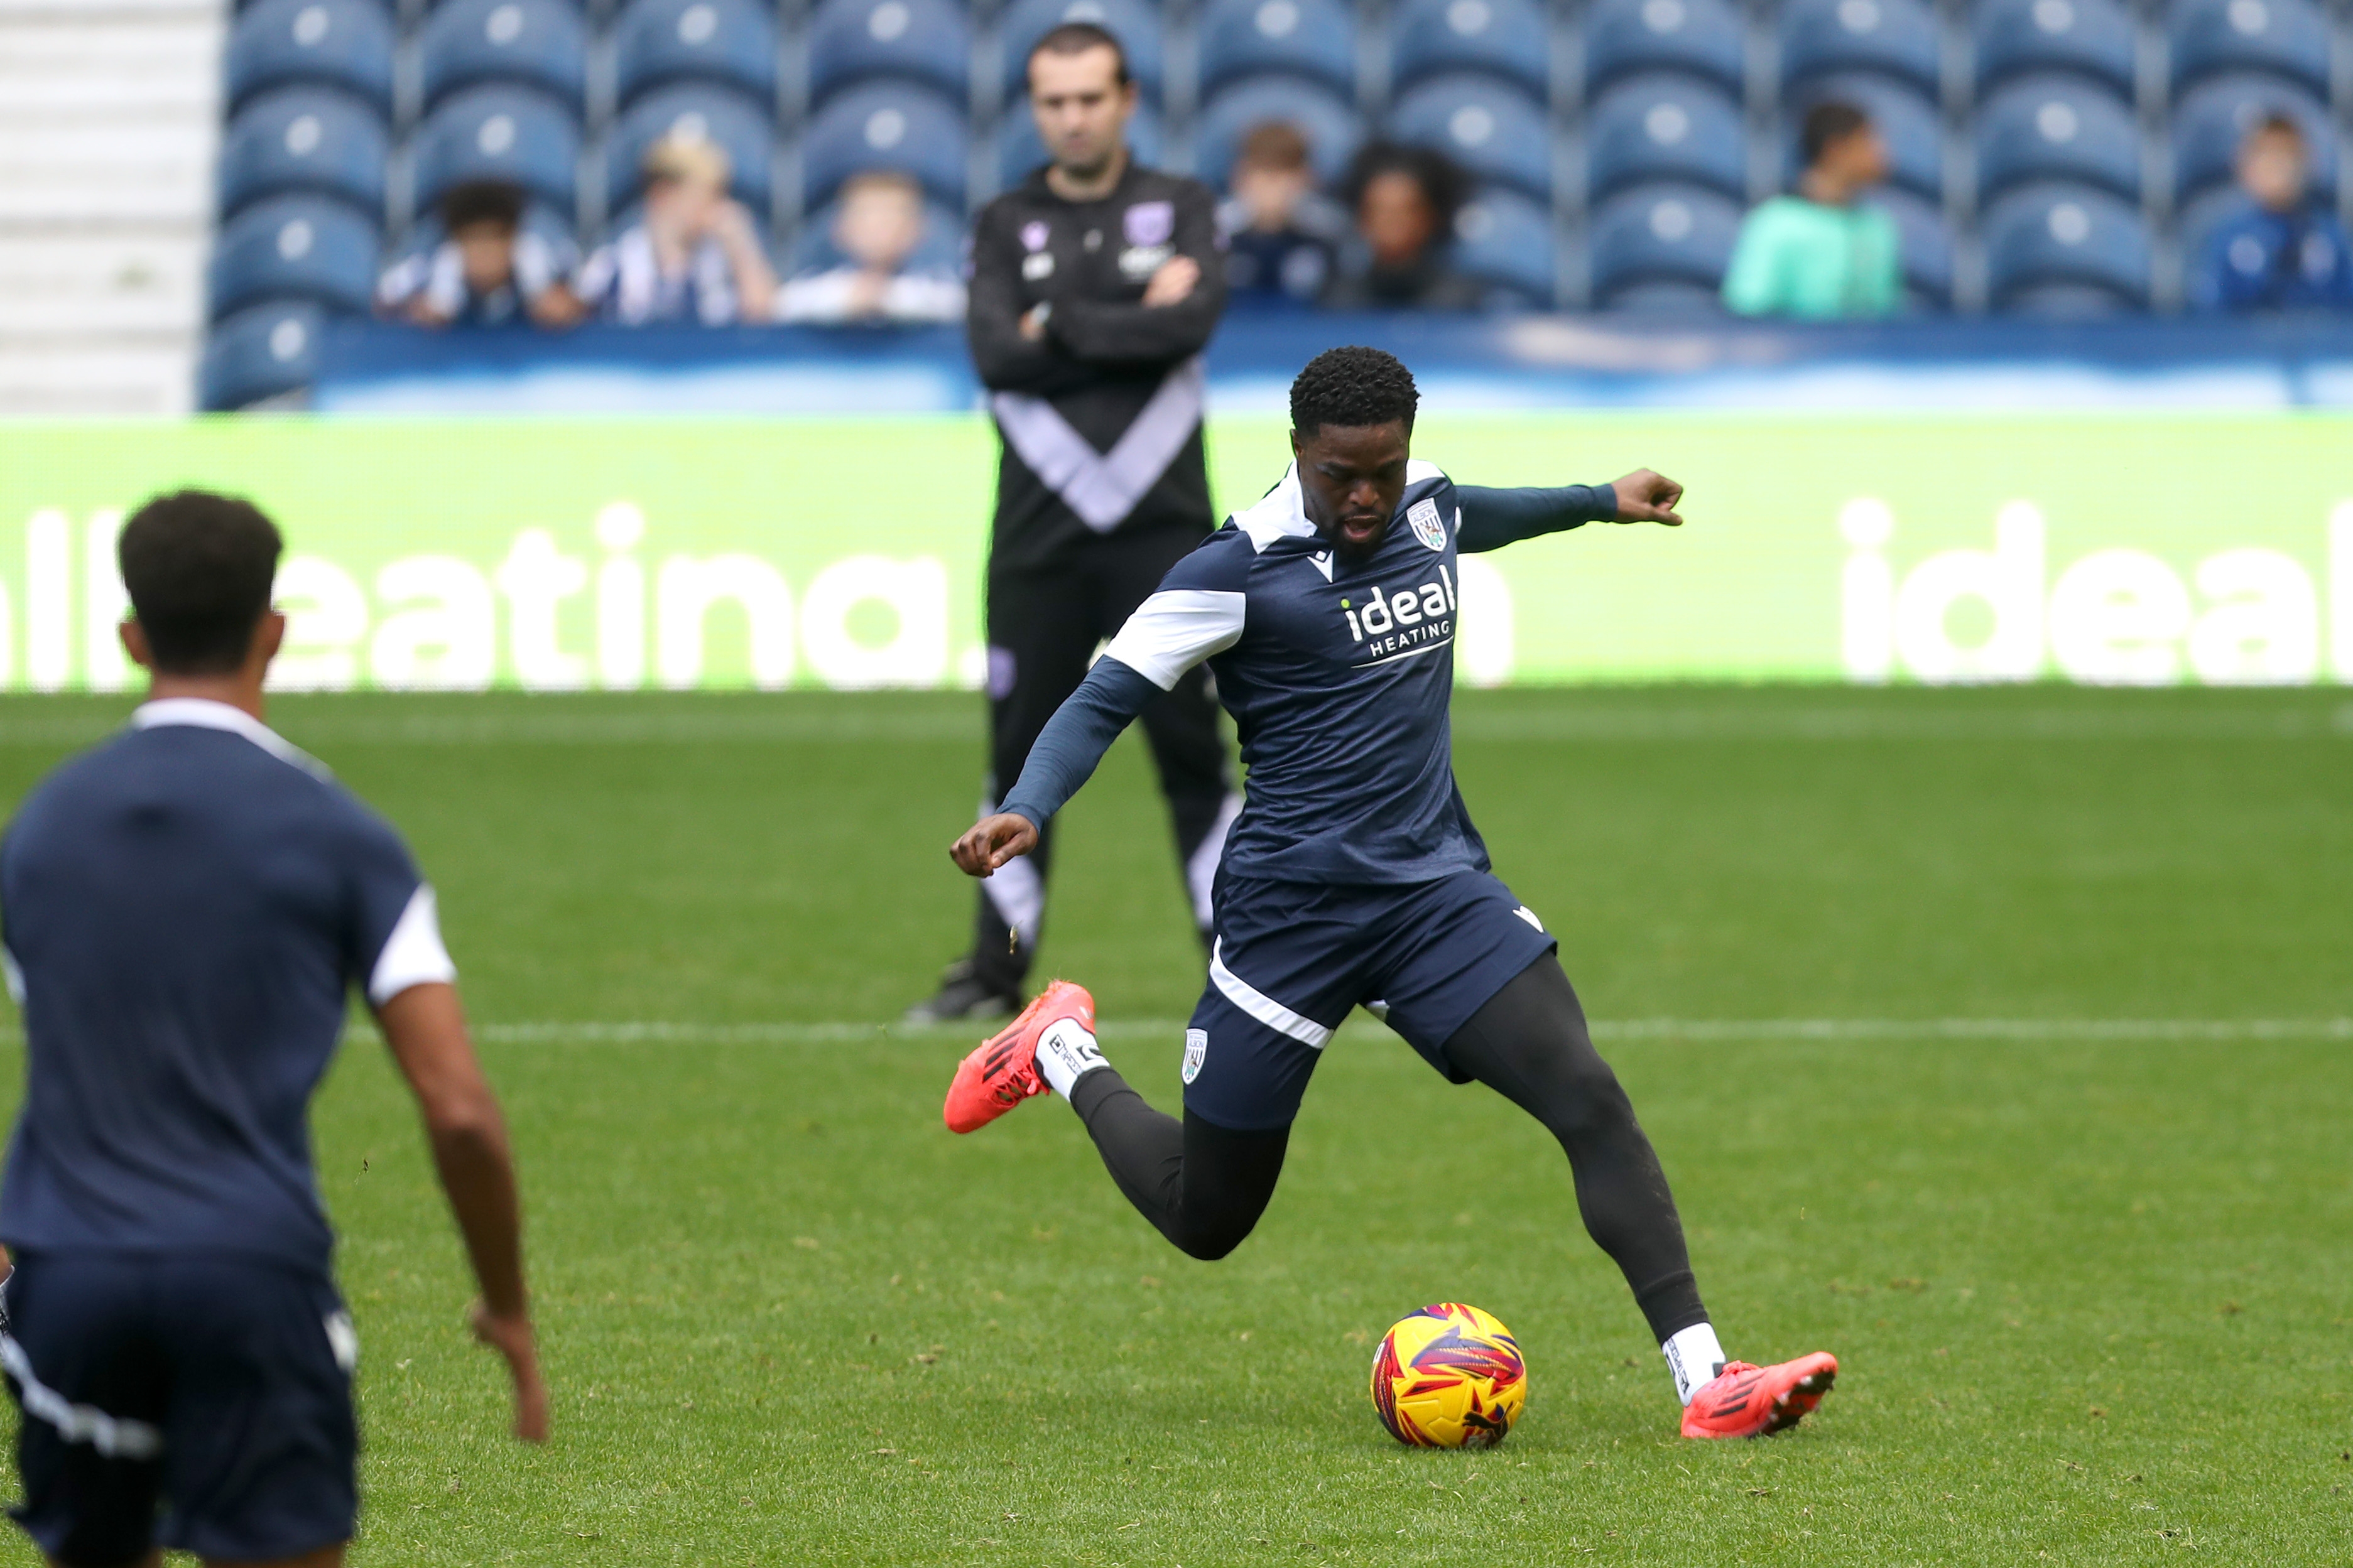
[377,981,548,1444]
[1455,469,1685,553]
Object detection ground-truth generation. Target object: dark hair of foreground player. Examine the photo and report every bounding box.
[1290,344,1420,438]
[117,489,283,674]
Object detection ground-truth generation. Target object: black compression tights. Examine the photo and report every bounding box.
[1066,954,1710,1342]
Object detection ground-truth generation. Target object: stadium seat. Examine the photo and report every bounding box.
[799,82,969,210]
[1197,0,1357,100]
[1972,0,2136,101]
[1784,75,1942,202]
[217,86,388,222]
[418,0,589,114]
[1584,0,1744,99]
[2169,0,2329,98]
[1982,182,2150,311]
[1587,181,1742,306]
[999,99,1165,189]
[200,299,327,411]
[1585,75,1745,203]
[1449,185,1554,304]
[998,0,1167,104]
[1871,185,1953,307]
[605,85,775,219]
[209,195,380,320]
[1385,76,1551,202]
[1195,78,1364,188]
[806,0,972,109]
[1780,0,1941,98]
[410,84,582,216]
[1388,0,1550,100]
[2170,74,2335,205]
[789,195,965,276]
[1975,75,2141,203]
[224,0,394,115]
[613,0,778,110]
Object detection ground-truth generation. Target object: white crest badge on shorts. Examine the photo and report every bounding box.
[1182,1027,1208,1084]
[1407,497,1447,551]
[1124,201,1174,247]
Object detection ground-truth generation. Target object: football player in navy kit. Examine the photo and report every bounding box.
[939,347,1838,1441]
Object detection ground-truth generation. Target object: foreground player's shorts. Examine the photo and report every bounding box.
[2,1250,359,1564]
[1184,869,1558,1131]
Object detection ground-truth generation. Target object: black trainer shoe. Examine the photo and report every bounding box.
[903,960,1021,1027]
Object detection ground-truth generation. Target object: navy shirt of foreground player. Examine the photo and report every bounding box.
[1000,462,1614,884]
[0,699,455,1276]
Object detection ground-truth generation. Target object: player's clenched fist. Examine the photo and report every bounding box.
[1609,469,1685,526]
[951,813,1041,877]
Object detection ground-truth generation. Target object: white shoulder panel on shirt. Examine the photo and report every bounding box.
[1231,464,1318,553]
[1405,458,1448,487]
[369,884,459,1007]
[131,699,331,780]
[1102,590,1248,691]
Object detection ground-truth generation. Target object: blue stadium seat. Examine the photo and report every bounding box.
[1385,77,1550,202]
[209,195,379,320]
[1975,75,2141,203]
[201,300,327,411]
[999,99,1165,188]
[1449,185,1554,304]
[2171,74,2335,204]
[1389,0,1549,100]
[1197,0,1357,100]
[807,0,971,109]
[789,195,965,275]
[1871,185,1952,307]
[800,82,969,210]
[1584,0,1742,98]
[1588,181,1742,306]
[999,0,1167,104]
[224,0,394,115]
[217,86,386,222]
[1973,0,2135,100]
[418,0,587,114]
[1982,182,2150,311]
[1586,76,1744,202]
[1780,0,1940,98]
[2170,0,2329,99]
[410,84,581,215]
[1785,75,1941,202]
[605,85,774,219]
[1195,78,1364,188]
[613,0,777,110]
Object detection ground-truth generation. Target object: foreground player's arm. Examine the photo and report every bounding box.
[1043,188,1227,368]
[376,980,550,1444]
[1455,469,1685,553]
[965,203,1089,396]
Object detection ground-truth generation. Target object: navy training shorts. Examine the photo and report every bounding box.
[1182,869,1558,1132]
[2,1250,359,1566]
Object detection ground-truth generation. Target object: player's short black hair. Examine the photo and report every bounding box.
[117,490,283,675]
[438,179,525,235]
[1028,21,1131,87]
[1800,101,1872,166]
[1290,346,1419,435]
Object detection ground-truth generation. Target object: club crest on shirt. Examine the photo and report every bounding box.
[1124,201,1174,247]
[1021,220,1050,252]
[1182,1028,1208,1083]
[1406,497,1447,551]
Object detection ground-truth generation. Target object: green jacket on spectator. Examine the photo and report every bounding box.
[1721,197,1901,320]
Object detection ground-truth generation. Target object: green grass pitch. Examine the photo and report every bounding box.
[0,685,2346,1565]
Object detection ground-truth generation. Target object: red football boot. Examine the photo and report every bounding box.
[1680,1352,1839,1439]
[942,980,1097,1134]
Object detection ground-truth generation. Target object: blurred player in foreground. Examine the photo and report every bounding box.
[943,348,1836,1440]
[0,492,544,1565]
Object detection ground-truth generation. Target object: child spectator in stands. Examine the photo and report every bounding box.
[774,170,964,325]
[1322,143,1481,310]
[574,136,777,326]
[375,181,583,328]
[1218,121,1344,307]
[2190,115,2353,313]
[1722,102,1900,319]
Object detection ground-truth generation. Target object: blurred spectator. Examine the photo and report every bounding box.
[375,181,582,328]
[775,170,965,325]
[574,136,777,325]
[1322,143,1481,310]
[1722,102,1901,319]
[2190,115,2353,313]
[1218,121,1344,307]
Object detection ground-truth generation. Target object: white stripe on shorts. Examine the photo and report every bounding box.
[0,1334,163,1459]
[1209,939,1333,1051]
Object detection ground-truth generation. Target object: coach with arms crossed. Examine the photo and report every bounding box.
[0,492,543,1567]
[909,21,1241,1023]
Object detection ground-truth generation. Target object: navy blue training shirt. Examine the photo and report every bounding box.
[1000,461,1612,885]
[0,700,455,1275]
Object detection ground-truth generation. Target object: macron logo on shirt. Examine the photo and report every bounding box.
[1338,565,1459,664]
